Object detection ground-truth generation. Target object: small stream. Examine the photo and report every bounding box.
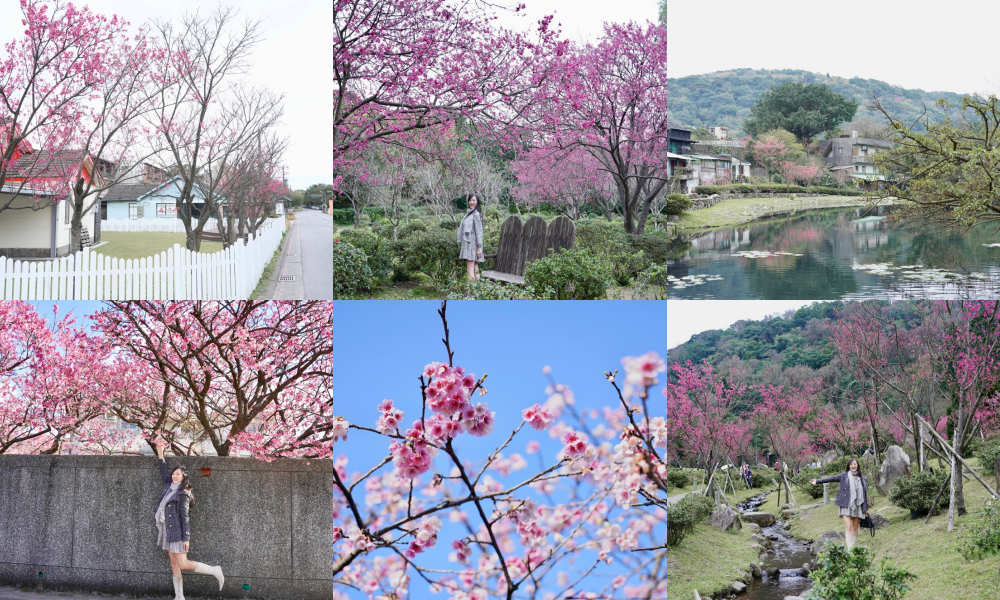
[737,494,813,600]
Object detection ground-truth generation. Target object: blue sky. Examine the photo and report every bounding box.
[333,300,665,599]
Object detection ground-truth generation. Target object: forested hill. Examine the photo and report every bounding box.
[668,69,968,135]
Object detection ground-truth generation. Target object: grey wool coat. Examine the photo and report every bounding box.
[814,471,870,514]
[457,210,484,262]
[157,459,191,543]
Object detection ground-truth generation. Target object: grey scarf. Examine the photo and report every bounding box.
[156,482,182,523]
[848,472,863,511]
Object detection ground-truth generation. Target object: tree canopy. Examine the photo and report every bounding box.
[871,94,1000,231]
[744,81,859,141]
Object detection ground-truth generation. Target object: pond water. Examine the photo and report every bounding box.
[738,494,813,600]
[666,206,1000,299]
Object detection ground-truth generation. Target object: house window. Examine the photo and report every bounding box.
[128,203,143,220]
[100,201,107,220]
[837,147,843,155]
[156,203,175,218]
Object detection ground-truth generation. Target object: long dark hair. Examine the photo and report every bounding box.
[171,466,196,509]
[465,193,483,218]
[846,458,862,477]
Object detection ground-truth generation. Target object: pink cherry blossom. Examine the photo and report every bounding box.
[522,403,554,430]
[460,402,495,437]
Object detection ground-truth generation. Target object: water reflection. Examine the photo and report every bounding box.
[667,207,1000,299]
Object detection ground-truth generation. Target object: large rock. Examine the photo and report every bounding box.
[732,581,747,593]
[709,505,743,533]
[876,445,912,496]
[752,534,772,549]
[821,449,840,467]
[747,522,762,534]
[868,512,889,530]
[750,562,762,579]
[813,530,845,554]
[742,511,776,526]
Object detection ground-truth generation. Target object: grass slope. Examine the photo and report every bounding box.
[787,462,999,600]
[669,68,968,135]
[666,520,759,599]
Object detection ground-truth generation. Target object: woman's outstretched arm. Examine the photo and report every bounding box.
[156,443,171,484]
[811,473,842,485]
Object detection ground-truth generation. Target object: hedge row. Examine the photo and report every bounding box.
[694,183,867,196]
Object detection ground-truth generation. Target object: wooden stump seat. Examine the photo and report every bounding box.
[482,215,575,285]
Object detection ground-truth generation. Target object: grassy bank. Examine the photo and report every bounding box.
[675,195,888,233]
[786,462,998,600]
[666,519,760,599]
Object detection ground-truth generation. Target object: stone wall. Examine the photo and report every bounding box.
[0,455,332,600]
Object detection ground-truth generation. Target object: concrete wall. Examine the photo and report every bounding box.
[0,455,332,600]
[0,194,97,258]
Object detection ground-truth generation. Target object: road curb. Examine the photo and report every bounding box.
[262,216,296,299]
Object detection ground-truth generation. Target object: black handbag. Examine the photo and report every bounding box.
[859,514,875,537]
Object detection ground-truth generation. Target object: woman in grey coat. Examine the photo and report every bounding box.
[811,457,870,551]
[155,443,225,600]
[457,194,484,281]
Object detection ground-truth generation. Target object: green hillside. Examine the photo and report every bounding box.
[668,69,968,136]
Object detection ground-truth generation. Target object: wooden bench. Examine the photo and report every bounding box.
[482,215,575,285]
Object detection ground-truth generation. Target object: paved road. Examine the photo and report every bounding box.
[270,210,332,300]
[0,585,158,600]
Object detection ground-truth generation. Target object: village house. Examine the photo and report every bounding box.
[1,127,101,258]
[818,131,894,189]
[101,164,210,225]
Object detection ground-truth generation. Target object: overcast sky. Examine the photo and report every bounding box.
[495,0,661,43]
[667,300,814,349]
[0,0,333,191]
[669,0,991,95]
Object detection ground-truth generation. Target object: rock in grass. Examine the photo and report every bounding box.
[750,562,762,578]
[742,512,776,526]
[813,530,845,554]
[709,505,743,533]
[732,581,747,593]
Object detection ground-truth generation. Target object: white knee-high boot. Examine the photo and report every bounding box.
[194,562,225,590]
[172,575,185,600]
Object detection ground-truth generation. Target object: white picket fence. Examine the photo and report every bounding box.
[101,218,218,233]
[1,218,285,300]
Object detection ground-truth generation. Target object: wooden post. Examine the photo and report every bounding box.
[917,415,999,498]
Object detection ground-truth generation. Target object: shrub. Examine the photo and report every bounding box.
[665,193,692,216]
[438,219,457,231]
[631,263,667,299]
[792,467,824,499]
[336,229,394,284]
[975,436,1000,481]
[575,220,650,285]
[750,471,772,488]
[676,492,715,521]
[524,248,610,300]
[888,470,949,517]
[397,221,428,239]
[666,502,697,547]
[824,457,852,475]
[667,469,691,489]
[446,278,542,300]
[630,230,672,265]
[397,229,463,283]
[806,545,916,600]
[332,240,373,298]
[960,501,1000,560]
[692,183,867,197]
[331,208,355,225]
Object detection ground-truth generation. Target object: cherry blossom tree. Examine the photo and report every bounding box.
[512,146,615,220]
[332,302,666,600]
[525,20,667,235]
[666,360,751,479]
[332,0,564,189]
[150,6,285,251]
[90,301,333,459]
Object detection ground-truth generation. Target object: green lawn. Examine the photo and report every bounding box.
[97,232,224,260]
[667,519,760,599]
[675,195,889,232]
[787,462,999,600]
